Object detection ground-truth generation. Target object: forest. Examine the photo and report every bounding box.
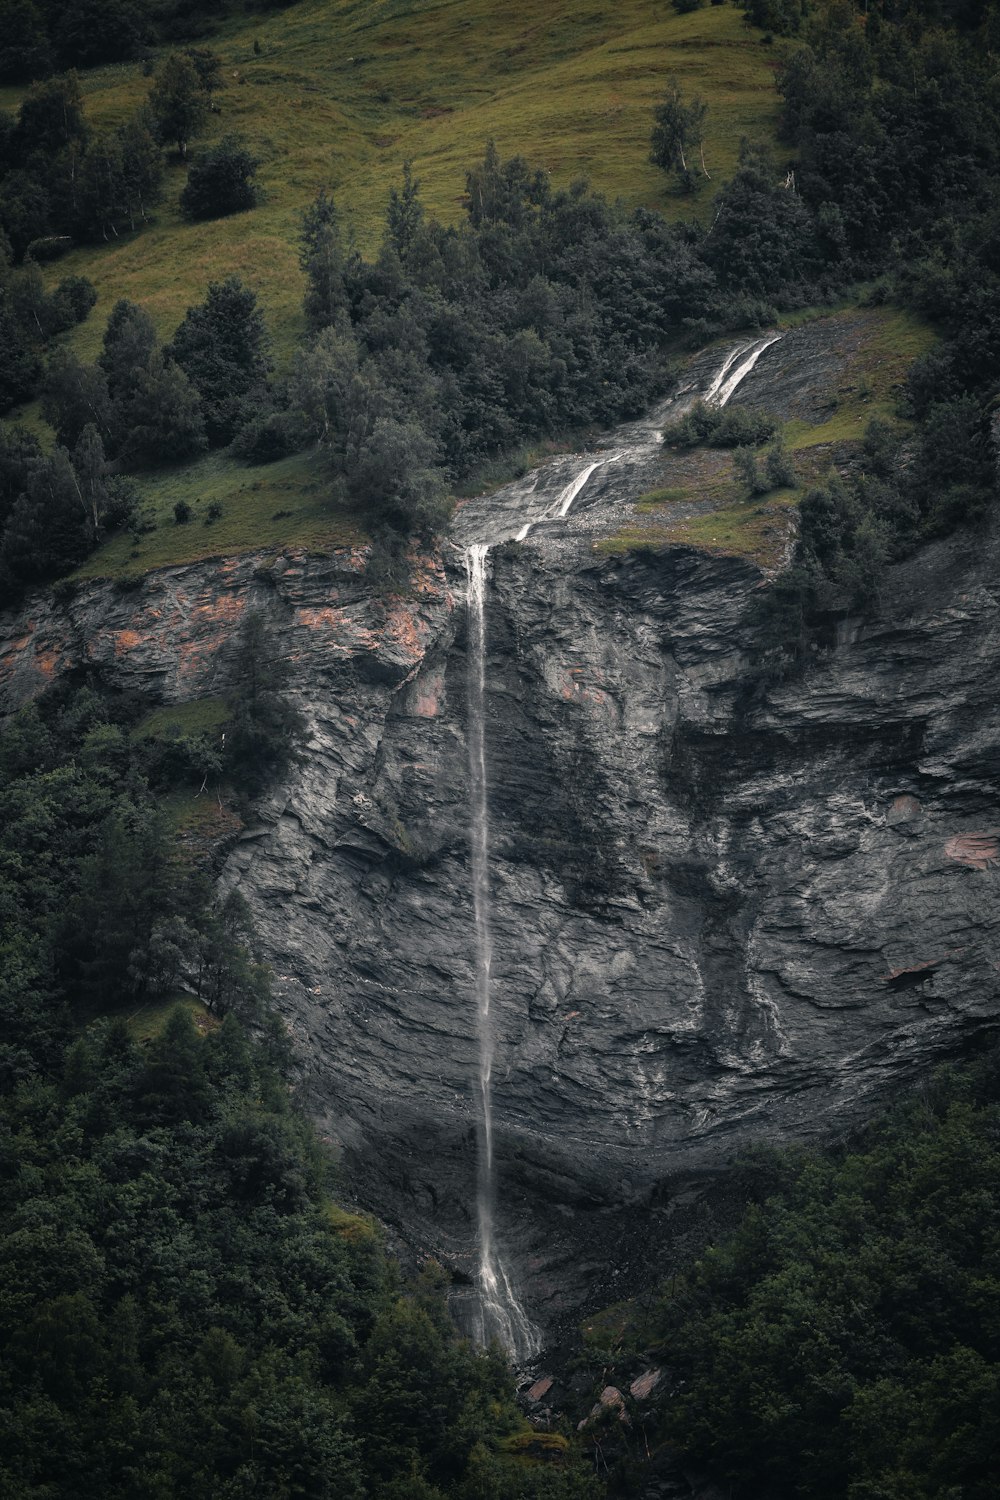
[1,0,999,1495]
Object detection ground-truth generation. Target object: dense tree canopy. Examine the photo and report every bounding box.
[634,1053,1000,1500]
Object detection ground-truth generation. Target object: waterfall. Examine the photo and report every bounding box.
[705,332,783,408]
[464,543,541,1362]
[455,333,781,1358]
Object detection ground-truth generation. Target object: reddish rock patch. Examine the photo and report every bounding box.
[629,1368,662,1401]
[944,834,999,870]
[113,629,144,656]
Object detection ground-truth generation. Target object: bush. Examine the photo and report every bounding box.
[230,409,304,465]
[173,499,191,524]
[733,444,767,497]
[663,398,777,449]
[52,275,97,324]
[180,136,260,221]
[764,432,795,488]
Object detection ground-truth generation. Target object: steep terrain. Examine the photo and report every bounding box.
[3,324,998,1336]
[6,0,780,367]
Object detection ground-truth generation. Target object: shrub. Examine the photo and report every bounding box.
[180,136,260,221]
[230,409,304,465]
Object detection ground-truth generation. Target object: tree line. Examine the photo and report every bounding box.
[604,1049,1000,1499]
[0,0,289,82]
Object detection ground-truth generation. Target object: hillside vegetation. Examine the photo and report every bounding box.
[576,1050,1000,1500]
[2,1,783,362]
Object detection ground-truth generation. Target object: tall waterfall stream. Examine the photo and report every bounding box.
[461,334,780,1360]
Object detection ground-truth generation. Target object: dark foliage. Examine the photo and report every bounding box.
[737,0,1000,667]
[290,147,731,536]
[0,70,164,267]
[0,0,233,83]
[180,134,260,221]
[224,611,306,797]
[637,1052,1000,1500]
[662,397,778,448]
[168,274,272,443]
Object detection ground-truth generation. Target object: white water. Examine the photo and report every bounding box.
[459,333,779,1358]
[514,453,622,542]
[708,332,783,408]
[464,544,542,1362]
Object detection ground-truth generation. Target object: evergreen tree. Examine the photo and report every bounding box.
[99,298,158,401]
[300,191,346,331]
[385,160,424,261]
[180,135,260,222]
[168,276,272,444]
[0,444,88,585]
[118,350,207,466]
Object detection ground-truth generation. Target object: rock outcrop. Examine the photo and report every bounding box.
[2,325,998,1333]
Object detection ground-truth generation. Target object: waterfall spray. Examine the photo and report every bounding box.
[464,544,541,1362]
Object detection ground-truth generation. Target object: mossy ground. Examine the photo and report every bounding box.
[124,992,217,1041]
[132,695,231,740]
[326,1202,380,1245]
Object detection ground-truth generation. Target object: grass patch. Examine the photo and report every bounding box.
[787,305,937,456]
[663,487,798,566]
[498,1430,571,1465]
[124,992,217,1042]
[160,786,243,841]
[132,696,231,741]
[636,485,687,511]
[73,449,365,580]
[19,1,783,365]
[325,1203,379,1245]
[597,486,798,567]
[581,1298,636,1351]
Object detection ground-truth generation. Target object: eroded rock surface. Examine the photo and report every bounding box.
[2,326,998,1331]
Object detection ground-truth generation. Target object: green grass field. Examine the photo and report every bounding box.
[73,449,364,580]
[2,0,783,363]
[124,991,217,1041]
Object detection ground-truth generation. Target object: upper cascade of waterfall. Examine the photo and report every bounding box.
[450,333,781,553]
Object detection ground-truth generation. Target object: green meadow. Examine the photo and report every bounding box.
[4,1,783,362]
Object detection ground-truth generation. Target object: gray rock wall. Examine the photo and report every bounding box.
[2,327,998,1330]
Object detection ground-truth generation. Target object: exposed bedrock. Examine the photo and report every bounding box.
[2,327,998,1328]
[212,515,997,1321]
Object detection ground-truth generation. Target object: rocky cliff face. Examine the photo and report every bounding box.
[2,325,998,1333]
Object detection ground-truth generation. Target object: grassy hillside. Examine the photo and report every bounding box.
[597,305,938,568]
[2,0,783,363]
[72,449,364,580]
